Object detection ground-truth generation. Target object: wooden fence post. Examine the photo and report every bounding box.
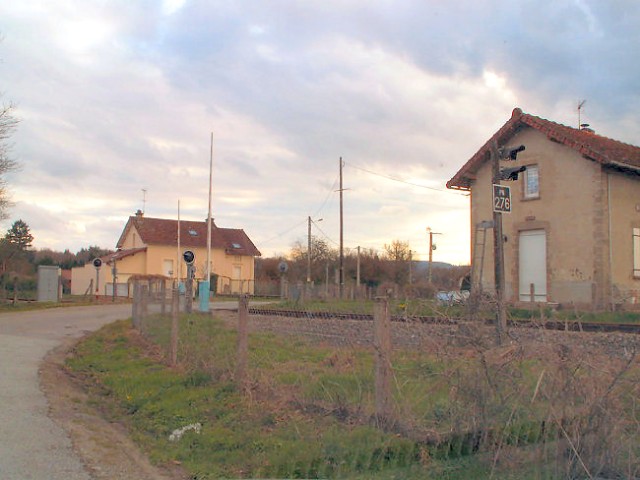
[170,286,179,367]
[141,285,149,332]
[374,296,392,425]
[161,281,167,316]
[132,281,141,329]
[236,294,249,390]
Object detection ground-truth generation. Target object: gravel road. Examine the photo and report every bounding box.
[0,304,132,480]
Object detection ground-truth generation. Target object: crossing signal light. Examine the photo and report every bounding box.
[499,165,526,181]
[499,144,526,160]
[183,250,195,265]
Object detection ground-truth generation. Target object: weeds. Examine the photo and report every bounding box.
[70,294,640,479]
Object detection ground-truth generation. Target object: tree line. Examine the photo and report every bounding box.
[0,219,113,294]
[256,237,469,294]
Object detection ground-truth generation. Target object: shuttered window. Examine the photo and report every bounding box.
[524,165,539,199]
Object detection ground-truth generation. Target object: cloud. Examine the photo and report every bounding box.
[0,0,638,265]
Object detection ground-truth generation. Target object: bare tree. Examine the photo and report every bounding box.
[0,102,18,219]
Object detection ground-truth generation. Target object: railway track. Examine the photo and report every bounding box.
[248,307,640,335]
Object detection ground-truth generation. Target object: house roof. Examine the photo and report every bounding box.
[447,107,640,191]
[116,215,262,257]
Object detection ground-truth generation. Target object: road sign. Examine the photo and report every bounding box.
[493,184,511,213]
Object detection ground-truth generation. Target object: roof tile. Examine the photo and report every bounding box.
[447,108,640,190]
[117,216,261,257]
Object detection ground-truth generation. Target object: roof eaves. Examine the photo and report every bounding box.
[447,108,525,190]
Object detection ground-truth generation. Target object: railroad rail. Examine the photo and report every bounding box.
[248,307,640,335]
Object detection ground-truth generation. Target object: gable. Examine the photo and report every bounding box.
[115,215,261,257]
[447,108,640,191]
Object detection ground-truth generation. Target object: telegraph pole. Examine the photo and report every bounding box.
[307,215,312,284]
[356,246,361,288]
[339,157,344,299]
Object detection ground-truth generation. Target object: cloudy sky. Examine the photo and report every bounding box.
[0,1,638,265]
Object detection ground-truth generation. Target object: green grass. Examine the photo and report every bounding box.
[69,317,531,478]
[267,297,640,325]
[68,319,446,478]
[67,314,639,478]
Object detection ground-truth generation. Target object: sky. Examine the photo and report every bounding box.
[0,0,638,265]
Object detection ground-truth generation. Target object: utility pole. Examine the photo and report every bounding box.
[339,157,344,299]
[426,228,441,284]
[200,132,214,313]
[307,216,322,286]
[356,246,361,288]
[307,215,312,284]
[491,140,508,345]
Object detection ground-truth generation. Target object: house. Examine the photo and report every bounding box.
[71,211,261,296]
[447,107,640,310]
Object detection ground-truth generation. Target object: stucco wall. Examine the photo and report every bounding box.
[471,127,605,305]
[71,264,104,296]
[119,224,256,294]
[609,171,640,304]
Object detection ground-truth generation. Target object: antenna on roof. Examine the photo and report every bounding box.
[141,188,147,214]
[577,99,586,129]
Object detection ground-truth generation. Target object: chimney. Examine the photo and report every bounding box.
[580,123,595,134]
[135,209,144,218]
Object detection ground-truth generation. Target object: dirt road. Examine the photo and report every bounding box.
[0,304,174,480]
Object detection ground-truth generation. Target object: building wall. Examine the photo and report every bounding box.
[113,251,147,285]
[609,170,640,304]
[120,226,143,250]
[145,245,255,294]
[70,263,114,296]
[119,225,256,294]
[471,127,605,305]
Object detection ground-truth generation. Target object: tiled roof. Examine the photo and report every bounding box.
[447,108,640,190]
[116,216,261,257]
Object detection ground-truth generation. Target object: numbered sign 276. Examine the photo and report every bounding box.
[493,184,511,213]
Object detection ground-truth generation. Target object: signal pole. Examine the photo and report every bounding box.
[491,140,507,345]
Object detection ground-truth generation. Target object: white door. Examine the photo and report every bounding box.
[163,259,174,278]
[233,266,242,293]
[519,230,547,302]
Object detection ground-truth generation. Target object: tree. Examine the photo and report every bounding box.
[382,240,412,285]
[6,219,33,250]
[382,240,411,262]
[0,102,19,219]
[289,236,337,283]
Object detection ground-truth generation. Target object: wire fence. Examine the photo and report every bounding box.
[130,280,640,479]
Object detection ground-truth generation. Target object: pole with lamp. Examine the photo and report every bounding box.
[426,228,442,284]
[307,216,323,285]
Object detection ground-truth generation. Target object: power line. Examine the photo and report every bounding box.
[345,161,468,195]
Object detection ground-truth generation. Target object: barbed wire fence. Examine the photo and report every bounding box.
[130,279,640,479]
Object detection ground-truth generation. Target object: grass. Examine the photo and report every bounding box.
[267,297,640,325]
[69,317,524,478]
[67,311,640,478]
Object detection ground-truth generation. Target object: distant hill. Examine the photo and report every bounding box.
[412,261,455,272]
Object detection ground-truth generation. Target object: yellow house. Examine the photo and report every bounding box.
[71,211,261,295]
[447,108,640,310]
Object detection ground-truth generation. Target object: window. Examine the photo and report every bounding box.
[634,228,640,278]
[523,165,539,199]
